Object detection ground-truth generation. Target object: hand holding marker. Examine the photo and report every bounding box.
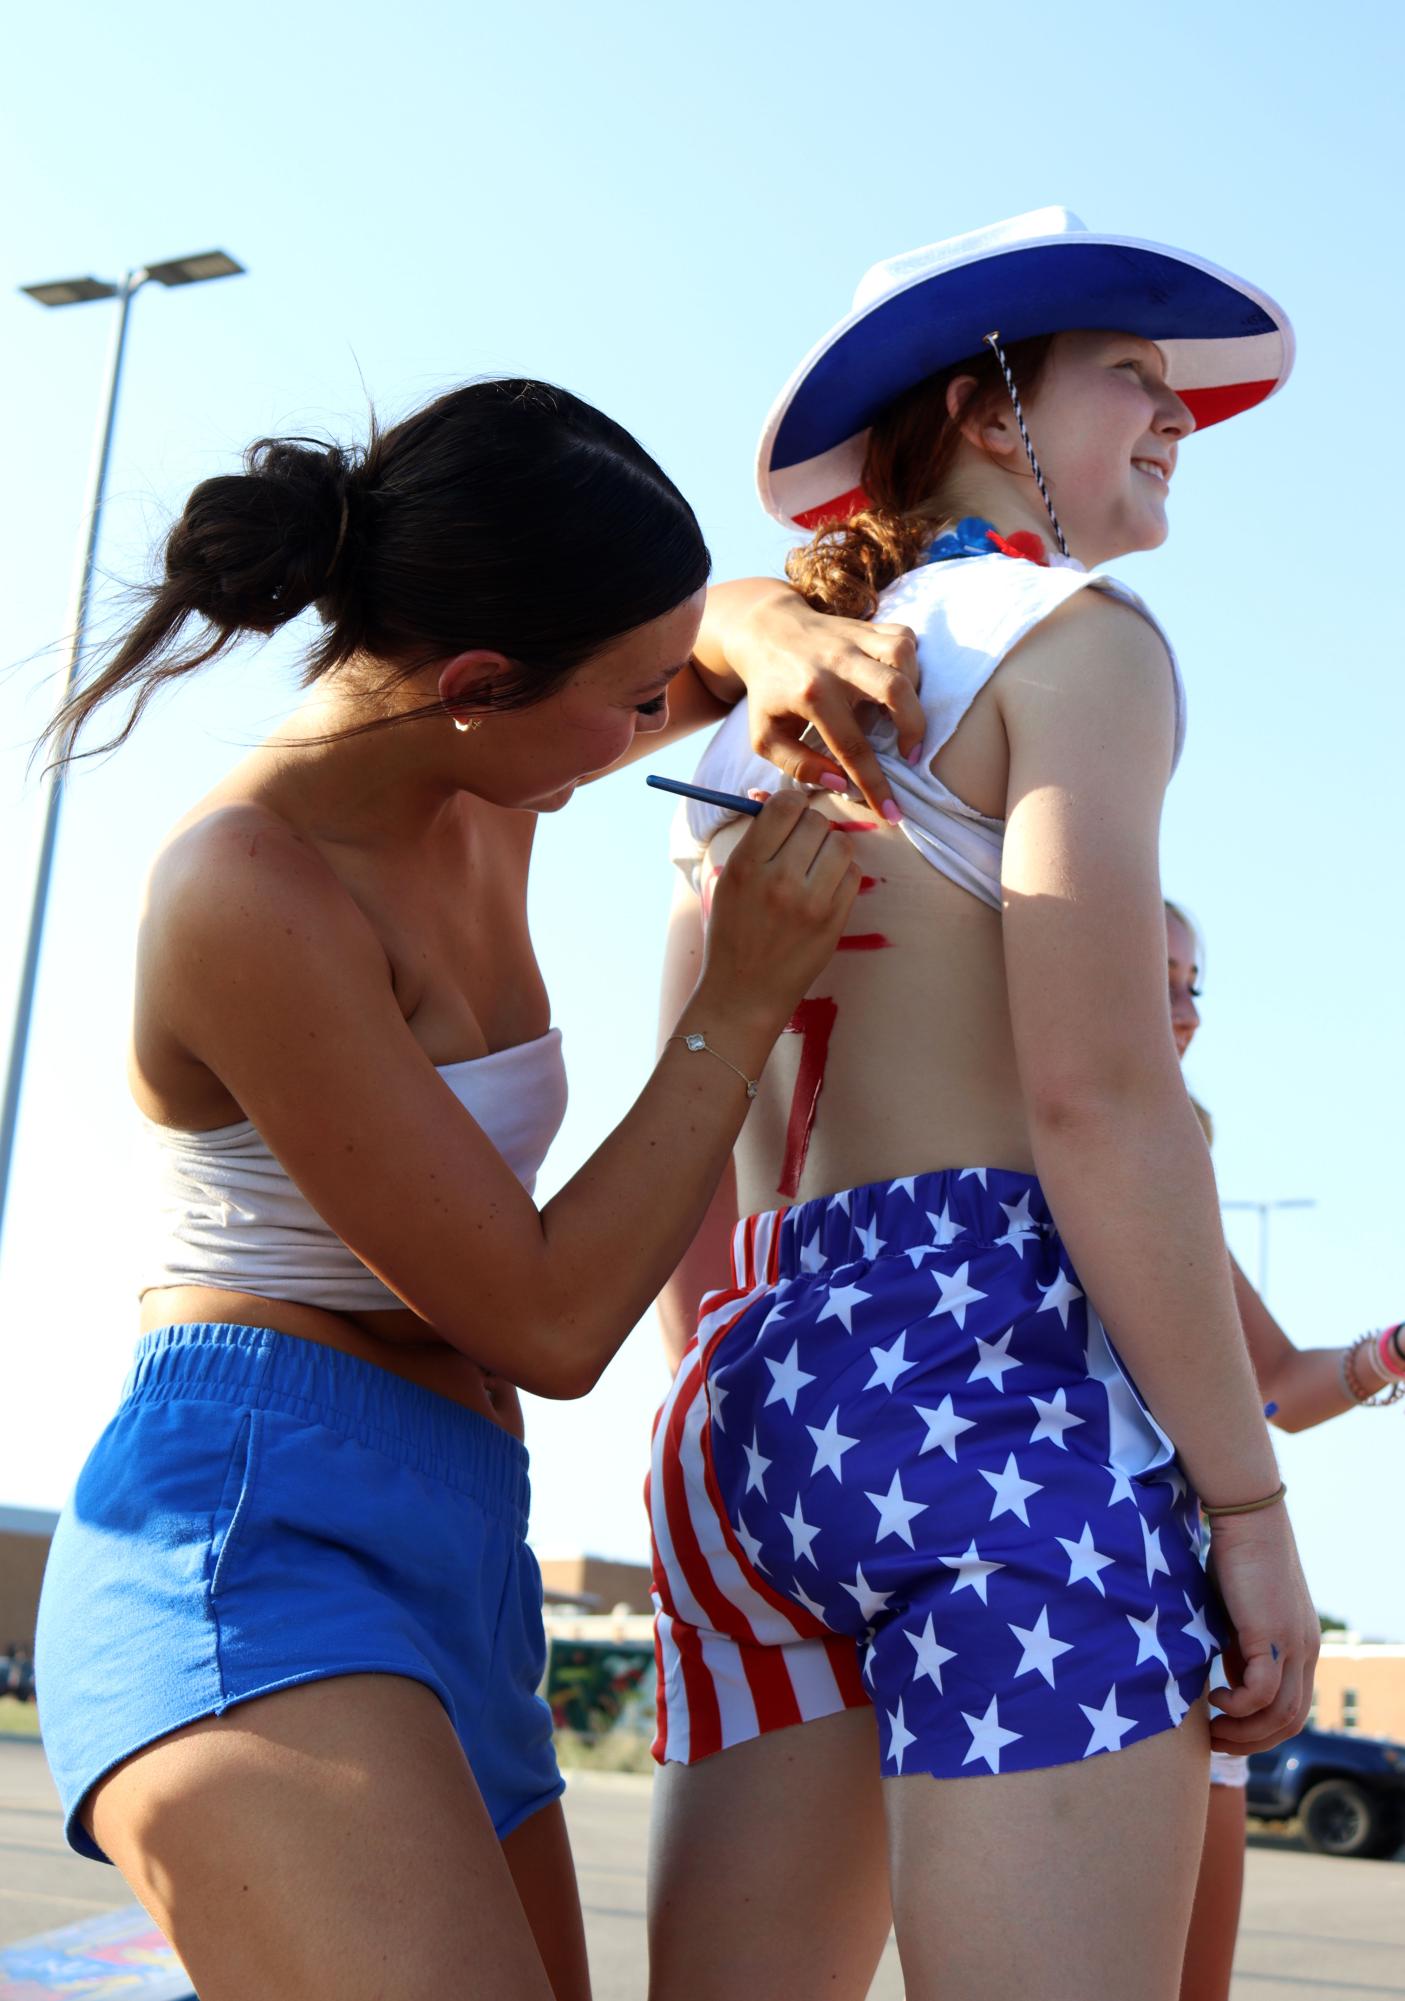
[647,774,765,817]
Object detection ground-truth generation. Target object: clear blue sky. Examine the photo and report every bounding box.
[3,1,1402,1636]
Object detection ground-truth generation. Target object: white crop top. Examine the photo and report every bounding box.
[141,1028,568,1312]
[671,553,1184,909]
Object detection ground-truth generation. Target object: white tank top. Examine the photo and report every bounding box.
[671,553,1184,906]
[140,1029,568,1311]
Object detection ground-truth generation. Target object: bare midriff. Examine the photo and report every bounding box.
[704,801,1035,1221]
[138,1287,524,1436]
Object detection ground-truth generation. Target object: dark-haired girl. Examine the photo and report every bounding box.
[33,378,921,2000]
[645,212,1318,1999]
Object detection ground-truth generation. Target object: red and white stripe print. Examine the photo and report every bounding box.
[648,1206,869,1764]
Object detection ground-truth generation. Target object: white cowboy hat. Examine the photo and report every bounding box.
[757,206,1294,531]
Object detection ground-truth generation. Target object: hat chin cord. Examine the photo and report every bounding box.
[983,332,1070,560]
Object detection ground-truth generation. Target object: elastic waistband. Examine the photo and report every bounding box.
[123,1324,530,1531]
[728,1166,1057,1288]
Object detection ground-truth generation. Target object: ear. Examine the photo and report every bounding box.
[437,649,514,718]
[945,375,1019,463]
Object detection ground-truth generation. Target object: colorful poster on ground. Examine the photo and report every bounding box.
[0,1905,195,1999]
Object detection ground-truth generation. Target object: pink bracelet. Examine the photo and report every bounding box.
[1377,1325,1405,1383]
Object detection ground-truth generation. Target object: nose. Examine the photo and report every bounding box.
[1170,985,1200,1048]
[1157,383,1196,440]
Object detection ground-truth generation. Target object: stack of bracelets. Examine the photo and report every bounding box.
[1339,1323,1405,1407]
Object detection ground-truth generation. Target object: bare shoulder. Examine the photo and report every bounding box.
[998,585,1173,707]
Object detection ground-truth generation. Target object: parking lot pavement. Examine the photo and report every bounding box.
[4,1737,1402,1996]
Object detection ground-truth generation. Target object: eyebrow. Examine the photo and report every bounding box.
[637,660,690,696]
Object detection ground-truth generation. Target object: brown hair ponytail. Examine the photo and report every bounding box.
[785,335,1053,620]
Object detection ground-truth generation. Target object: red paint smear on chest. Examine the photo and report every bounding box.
[777,996,838,1199]
[857,875,881,894]
[836,932,891,952]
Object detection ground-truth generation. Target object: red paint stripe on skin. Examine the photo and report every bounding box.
[836,933,891,952]
[857,875,881,894]
[837,820,881,833]
[778,996,838,1198]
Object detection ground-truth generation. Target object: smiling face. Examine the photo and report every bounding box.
[1002,330,1195,565]
[438,589,706,812]
[1166,906,1202,1061]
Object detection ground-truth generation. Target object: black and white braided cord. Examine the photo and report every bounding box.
[982,331,1069,559]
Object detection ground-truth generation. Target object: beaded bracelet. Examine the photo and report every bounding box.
[1339,1331,1405,1407]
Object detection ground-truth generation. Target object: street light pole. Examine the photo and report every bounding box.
[0,252,244,1256]
[1220,1197,1317,1298]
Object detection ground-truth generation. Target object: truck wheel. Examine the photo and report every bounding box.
[1299,1779,1392,1858]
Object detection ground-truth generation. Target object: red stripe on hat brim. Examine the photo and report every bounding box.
[1178,378,1276,428]
[792,485,871,531]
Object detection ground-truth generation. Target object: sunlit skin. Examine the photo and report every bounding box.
[1166,909,1203,1060]
[940,330,1195,568]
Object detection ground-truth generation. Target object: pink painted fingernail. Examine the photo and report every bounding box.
[905,742,926,766]
[818,773,848,793]
[881,800,903,825]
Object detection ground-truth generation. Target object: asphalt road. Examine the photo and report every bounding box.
[3,1736,1402,1997]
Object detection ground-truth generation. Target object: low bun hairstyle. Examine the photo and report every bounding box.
[45,378,711,767]
[785,335,1053,621]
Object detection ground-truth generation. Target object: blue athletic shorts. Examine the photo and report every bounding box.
[650,1169,1221,1778]
[36,1323,563,1861]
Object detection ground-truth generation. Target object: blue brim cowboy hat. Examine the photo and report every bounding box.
[758,206,1294,532]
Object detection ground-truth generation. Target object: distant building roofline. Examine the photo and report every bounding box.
[0,1505,60,1537]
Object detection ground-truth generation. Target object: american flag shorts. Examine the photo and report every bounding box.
[648,1168,1221,1779]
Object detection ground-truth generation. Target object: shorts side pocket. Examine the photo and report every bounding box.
[208,1410,261,1602]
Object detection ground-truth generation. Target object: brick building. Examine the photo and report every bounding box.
[0,1506,57,1649]
[1312,1642,1405,1741]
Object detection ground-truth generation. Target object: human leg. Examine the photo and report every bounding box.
[502,1799,592,2001]
[886,1699,1211,2001]
[647,1707,890,2001]
[86,1673,556,2001]
[1178,1771,1246,2001]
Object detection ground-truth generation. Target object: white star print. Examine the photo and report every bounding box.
[927,1203,964,1247]
[707,1378,729,1433]
[961,1694,1021,1773]
[931,1262,987,1328]
[763,1340,816,1415]
[1141,1518,1171,1585]
[865,1331,918,1393]
[1028,1387,1085,1450]
[791,1576,828,1623]
[1037,1269,1083,1327]
[829,1188,852,1215]
[862,1638,877,1683]
[995,1191,1040,1257]
[799,1231,825,1274]
[1164,1673,1190,1726]
[1180,1591,1215,1659]
[1080,1685,1136,1756]
[959,1168,989,1188]
[905,1614,957,1692]
[734,1516,767,1572]
[1127,1606,1169,1668]
[890,1177,919,1202]
[817,1280,871,1333]
[1106,1466,1137,1508]
[887,1697,918,1773]
[865,1469,928,1548]
[968,1326,1021,1391]
[1057,1522,1116,1596]
[940,1541,1005,1604]
[840,1563,893,1623]
[1008,1605,1074,1688]
[780,1494,821,1565]
[743,1431,772,1497]
[853,1216,887,1262]
[914,1395,977,1461]
[980,1452,1044,1525]
[806,1408,858,1482]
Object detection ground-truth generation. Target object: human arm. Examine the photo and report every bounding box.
[1231,1254,1402,1430]
[655,879,741,1372]
[148,793,857,1400]
[998,593,1316,1747]
[601,579,925,820]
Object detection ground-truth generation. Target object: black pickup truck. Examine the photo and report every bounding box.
[1247,1726,1405,1857]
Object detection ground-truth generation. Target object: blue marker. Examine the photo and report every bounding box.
[1263,1401,1279,1419]
[646,774,765,816]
